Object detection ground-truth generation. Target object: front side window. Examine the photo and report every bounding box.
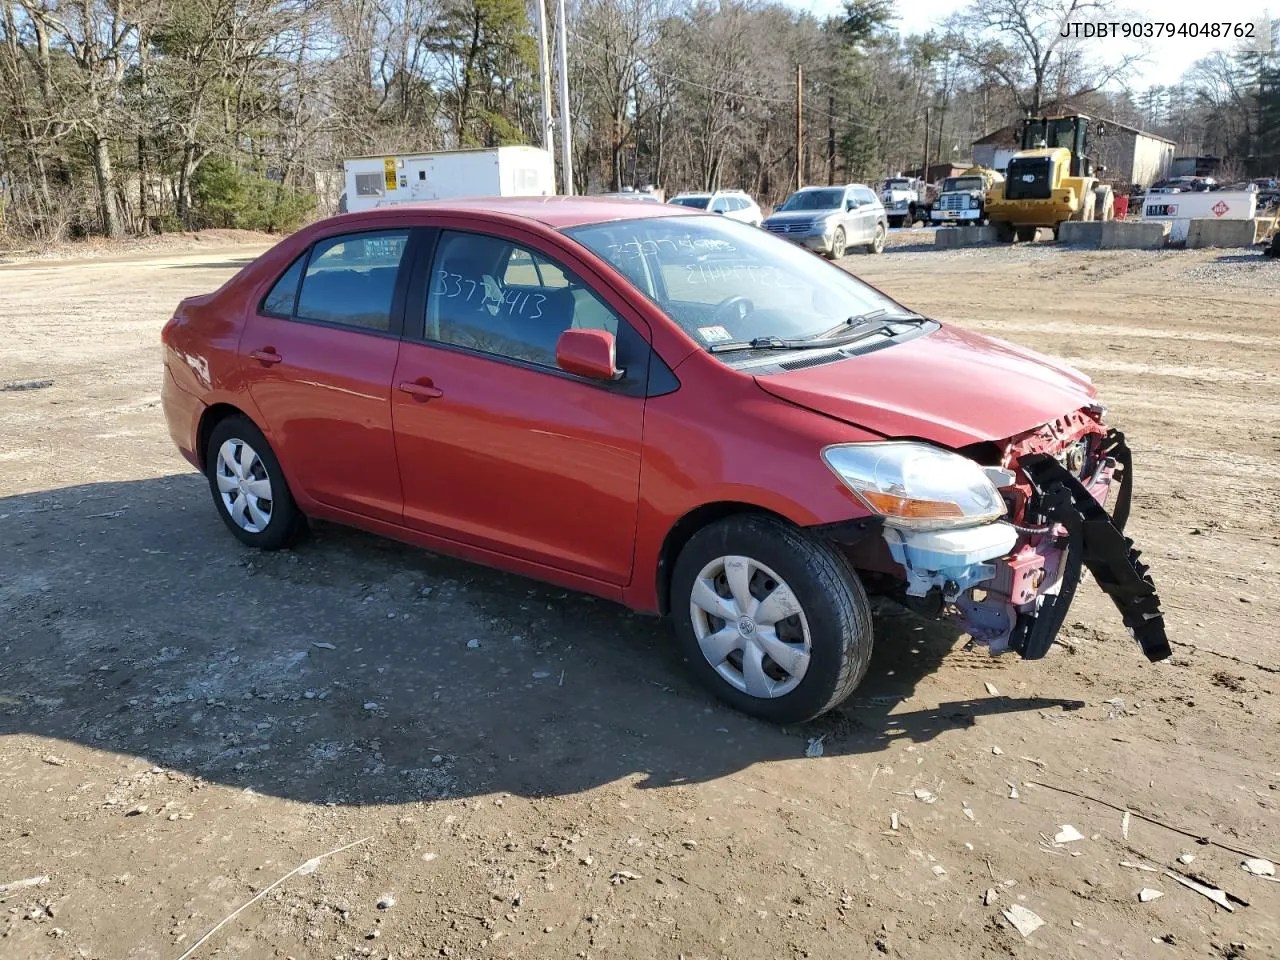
[424,231,619,368]
[567,215,906,350]
[295,230,410,332]
[855,188,879,206]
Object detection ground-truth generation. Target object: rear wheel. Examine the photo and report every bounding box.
[671,515,873,723]
[993,221,1014,242]
[866,222,886,254]
[1014,225,1038,242]
[205,415,306,550]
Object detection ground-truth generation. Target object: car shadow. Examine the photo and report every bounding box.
[0,476,1082,806]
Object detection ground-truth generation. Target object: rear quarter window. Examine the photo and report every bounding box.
[261,255,306,317]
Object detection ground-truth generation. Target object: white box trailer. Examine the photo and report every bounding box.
[341,146,555,213]
[1139,190,1256,244]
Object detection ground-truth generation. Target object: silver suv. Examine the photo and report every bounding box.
[762,184,887,258]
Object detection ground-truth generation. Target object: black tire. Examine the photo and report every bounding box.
[889,216,904,229]
[1014,225,1038,243]
[670,515,874,724]
[205,414,307,550]
[826,226,846,260]
[993,221,1014,242]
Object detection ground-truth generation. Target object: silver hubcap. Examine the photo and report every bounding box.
[689,556,812,699]
[215,438,273,533]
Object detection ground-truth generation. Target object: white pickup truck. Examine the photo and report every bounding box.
[879,177,933,228]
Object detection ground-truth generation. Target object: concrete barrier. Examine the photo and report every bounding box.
[1058,221,1103,246]
[1059,220,1170,249]
[935,225,999,248]
[1100,221,1170,250]
[1186,218,1261,249]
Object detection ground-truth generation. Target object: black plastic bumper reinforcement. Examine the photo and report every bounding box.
[1012,429,1171,663]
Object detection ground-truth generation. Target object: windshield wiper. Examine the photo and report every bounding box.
[708,313,931,354]
[707,335,846,354]
[811,309,928,343]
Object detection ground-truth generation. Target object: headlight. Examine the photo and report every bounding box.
[821,442,1006,530]
[969,196,981,209]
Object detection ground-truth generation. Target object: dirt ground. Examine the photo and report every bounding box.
[2,232,1278,960]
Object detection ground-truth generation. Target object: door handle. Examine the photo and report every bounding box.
[397,380,444,400]
[249,349,283,366]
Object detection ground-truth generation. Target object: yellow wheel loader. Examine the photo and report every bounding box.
[985,115,1115,242]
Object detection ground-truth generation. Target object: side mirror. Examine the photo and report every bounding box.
[846,200,856,210]
[556,328,622,381]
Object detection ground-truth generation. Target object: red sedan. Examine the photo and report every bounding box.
[161,198,1168,722]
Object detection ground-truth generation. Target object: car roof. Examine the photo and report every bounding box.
[326,196,697,229]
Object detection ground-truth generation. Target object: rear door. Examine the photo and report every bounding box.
[390,226,650,584]
[238,228,415,523]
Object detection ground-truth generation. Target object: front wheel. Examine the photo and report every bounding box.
[671,515,874,723]
[205,414,307,549]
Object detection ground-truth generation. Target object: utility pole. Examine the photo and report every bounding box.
[827,93,836,185]
[922,106,932,181]
[795,64,804,191]
[534,0,555,184]
[554,0,574,195]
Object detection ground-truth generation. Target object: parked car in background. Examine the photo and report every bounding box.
[1251,178,1278,210]
[1149,176,1217,194]
[598,191,662,203]
[879,177,933,227]
[669,189,763,225]
[161,197,1168,723]
[762,184,887,258]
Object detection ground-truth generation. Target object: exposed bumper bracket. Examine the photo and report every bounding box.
[1017,430,1170,663]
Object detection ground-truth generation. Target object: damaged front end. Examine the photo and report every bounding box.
[869,409,1170,663]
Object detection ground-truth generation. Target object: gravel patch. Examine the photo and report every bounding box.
[1180,249,1280,286]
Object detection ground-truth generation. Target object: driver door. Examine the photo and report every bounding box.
[390,227,651,585]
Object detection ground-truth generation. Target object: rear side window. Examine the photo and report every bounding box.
[295,230,410,332]
[261,255,306,317]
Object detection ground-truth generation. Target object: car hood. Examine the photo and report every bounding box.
[754,324,1097,448]
[766,210,836,223]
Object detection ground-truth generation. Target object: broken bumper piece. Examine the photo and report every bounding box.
[1014,432,1170,662]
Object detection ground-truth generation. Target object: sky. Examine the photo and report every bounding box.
[796,0,1276,88]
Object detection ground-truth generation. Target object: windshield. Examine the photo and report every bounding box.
[670,195,709,209]
[883,179,910,190]
[943,177,984,192]
[565,215,908,349]
[777,188,845,212]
